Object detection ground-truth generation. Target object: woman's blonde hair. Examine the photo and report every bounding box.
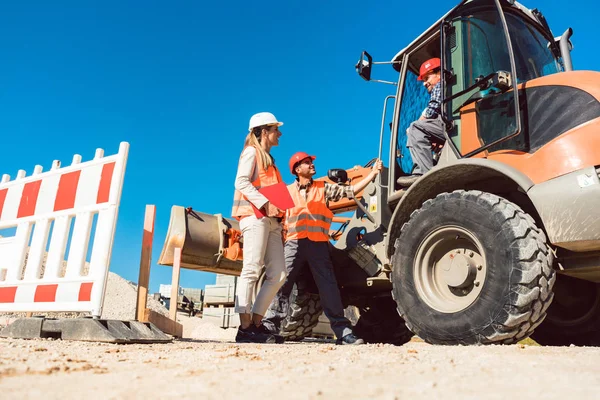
[244,125,274,170]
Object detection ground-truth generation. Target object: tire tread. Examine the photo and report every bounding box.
[392,190,555,345]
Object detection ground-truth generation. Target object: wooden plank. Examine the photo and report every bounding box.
[141,308,183,338]
[135,205,155,321]
[169,247,182,322]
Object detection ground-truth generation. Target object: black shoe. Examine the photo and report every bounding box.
[235,326,255,343]
[255,324,285,344]
[396,174,422,187]
[235,325,278,344]
[336,333,365,345]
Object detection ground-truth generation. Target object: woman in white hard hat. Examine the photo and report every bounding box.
[231,112,287,343]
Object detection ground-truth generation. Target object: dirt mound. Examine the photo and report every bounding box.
[101,272,168,320]
[177,312,237,341]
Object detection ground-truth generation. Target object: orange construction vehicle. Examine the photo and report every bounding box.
[159,0,600,346]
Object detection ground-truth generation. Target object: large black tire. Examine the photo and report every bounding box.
[531,275,600,346]
[353,297,413,345]
[392,190,555,345]
[279,288,323,341]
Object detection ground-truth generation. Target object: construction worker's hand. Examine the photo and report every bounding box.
[267,203,282,217]
[371,159,383,177]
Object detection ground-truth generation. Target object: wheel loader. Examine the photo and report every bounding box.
[158,0,600,346]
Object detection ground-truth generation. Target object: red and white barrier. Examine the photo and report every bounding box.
[0,142,129,317]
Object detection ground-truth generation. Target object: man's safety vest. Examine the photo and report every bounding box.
[231,146,283,220]
[285,180,333,242]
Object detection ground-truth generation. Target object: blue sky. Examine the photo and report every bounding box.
[0,0,597,294]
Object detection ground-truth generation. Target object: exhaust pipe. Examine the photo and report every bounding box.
[559,28,574,72]
[157,206,243,276]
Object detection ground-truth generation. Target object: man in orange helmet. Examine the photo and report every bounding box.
[262,152,382,345]
[397,57,447,187]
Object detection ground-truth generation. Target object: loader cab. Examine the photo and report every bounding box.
[441,0,561,157]
[390,34,442,190]
[386,0,563,195]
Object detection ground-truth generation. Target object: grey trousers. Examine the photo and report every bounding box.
[263,239,353,339]
[406,117,446,175]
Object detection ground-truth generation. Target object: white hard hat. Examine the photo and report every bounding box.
[248,112,284,131]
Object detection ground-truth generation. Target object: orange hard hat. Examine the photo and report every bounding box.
[289,152,316,175]
[417,58,441,81]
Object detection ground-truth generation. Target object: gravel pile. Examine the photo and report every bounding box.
[101,272,168,320]
[178,313,237,341]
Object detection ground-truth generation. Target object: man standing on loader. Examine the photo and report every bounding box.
[263,152,382,345]
[397,58,447,187]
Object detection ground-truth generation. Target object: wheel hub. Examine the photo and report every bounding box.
[413,226,487,313]
[439,251,477,289]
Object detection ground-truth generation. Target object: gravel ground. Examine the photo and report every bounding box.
[1,273,599,399]
[1,333,600,400]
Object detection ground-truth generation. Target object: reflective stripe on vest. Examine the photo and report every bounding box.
[287,225,330,235]
[285,180,334,242]
[286,214,332,225]
[232,199,252,207]
[231,146,283,219]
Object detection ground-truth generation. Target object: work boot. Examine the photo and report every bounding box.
[254,323,285,344]
[235,325,278,344]
[235,325,254,343]
[336,333,365,345]
[396,174,422,188]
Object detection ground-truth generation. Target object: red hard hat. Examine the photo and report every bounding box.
[417,58,441,81]
[289,152,316,175]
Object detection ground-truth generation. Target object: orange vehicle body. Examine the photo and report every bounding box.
[460,71,600,184]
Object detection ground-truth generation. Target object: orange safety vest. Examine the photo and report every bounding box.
[231,146,283,220]
[285,180,333,242]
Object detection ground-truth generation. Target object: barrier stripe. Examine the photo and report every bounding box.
[78,282,93,301]
[17,180,42,218]
[0,282,94,304]
[0,188,7,219]
[97,162,115,204]
[35,174,60,216]
[34,284,58,302]
[0,287,17,303]
[75,164,103,209]
[54,170,81,211]
[2,185,23,221]
[14,284,36,303]
[0,160,117,222]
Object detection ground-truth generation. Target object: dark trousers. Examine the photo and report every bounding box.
[263,239,352,339]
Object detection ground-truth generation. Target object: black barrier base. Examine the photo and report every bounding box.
[0,317,173,343]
